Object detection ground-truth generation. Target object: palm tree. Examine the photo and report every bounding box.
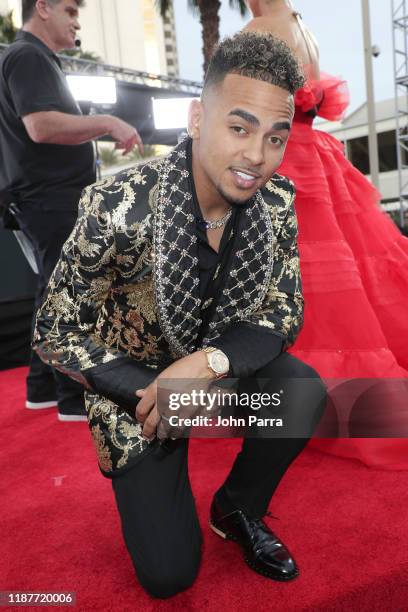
[0,11,17,44]
[156,0,248,75]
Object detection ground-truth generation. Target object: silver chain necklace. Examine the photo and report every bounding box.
[202,208,232,230]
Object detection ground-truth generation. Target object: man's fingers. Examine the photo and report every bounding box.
[142,406,160,439]
[122,142,132,155]
[131,132,142,153]
[115,139,132,153]
[135,131,144,155]
[113,129,143,155]
[122,135,138,155]
[136,392,155,423]
[122,140,133,155]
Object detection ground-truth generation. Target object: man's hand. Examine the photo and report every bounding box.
[106,116,144,155]
[135,384,160,441]
[135,351,215,440]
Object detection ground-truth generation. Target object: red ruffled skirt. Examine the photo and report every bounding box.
[278,75,408,469]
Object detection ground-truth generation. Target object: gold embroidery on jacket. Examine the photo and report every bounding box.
[85,392,151,472]
[90,423,113,473]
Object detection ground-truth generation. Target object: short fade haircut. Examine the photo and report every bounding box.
[203,31,305,96]
[22,0,84,24]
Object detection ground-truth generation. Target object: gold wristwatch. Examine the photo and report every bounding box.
[202,346,230,379]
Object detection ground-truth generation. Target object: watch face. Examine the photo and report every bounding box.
[209,351,229,375]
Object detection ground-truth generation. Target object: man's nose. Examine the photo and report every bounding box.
[74,20,81,30]
[243,137,264,166]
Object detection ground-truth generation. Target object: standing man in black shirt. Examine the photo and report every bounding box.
[0,0,143,420]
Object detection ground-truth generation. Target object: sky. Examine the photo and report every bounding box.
[173,0,395,114]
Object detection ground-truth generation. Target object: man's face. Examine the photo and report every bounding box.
[43,0,80,51]
[189,73,294,208]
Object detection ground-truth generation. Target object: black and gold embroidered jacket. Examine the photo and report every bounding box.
[33,137,303,476]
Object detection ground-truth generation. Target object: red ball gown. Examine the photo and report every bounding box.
[278,74,408,469]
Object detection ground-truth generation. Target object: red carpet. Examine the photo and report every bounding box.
[2,367,408,611]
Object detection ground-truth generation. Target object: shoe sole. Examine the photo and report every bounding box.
[209,522,228,539]
[209,521,299,582]
[26,400,57,409]
[58,413,87,422]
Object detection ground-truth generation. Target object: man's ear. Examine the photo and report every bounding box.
[187,99,203,140]
[36,0,51,20]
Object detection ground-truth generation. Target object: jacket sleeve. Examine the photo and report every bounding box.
[32,184,145,404]
[240,179,304,350]
[210,321,283,378]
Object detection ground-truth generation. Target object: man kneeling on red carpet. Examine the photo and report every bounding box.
[33,31,326,599]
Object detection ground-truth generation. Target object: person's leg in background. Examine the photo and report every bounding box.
[14,204,86,420]
[112,438,202,599]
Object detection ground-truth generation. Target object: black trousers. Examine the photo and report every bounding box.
[112,353,326,599]
[14,204,84,413]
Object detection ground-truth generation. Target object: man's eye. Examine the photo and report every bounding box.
[270,136,284,146]
[231,126,246,135]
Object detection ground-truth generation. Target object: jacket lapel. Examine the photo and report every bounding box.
[153,138,202,357]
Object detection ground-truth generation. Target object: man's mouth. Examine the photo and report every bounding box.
[230,168,261,189]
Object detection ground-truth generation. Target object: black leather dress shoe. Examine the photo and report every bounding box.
[209,498,299,581]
